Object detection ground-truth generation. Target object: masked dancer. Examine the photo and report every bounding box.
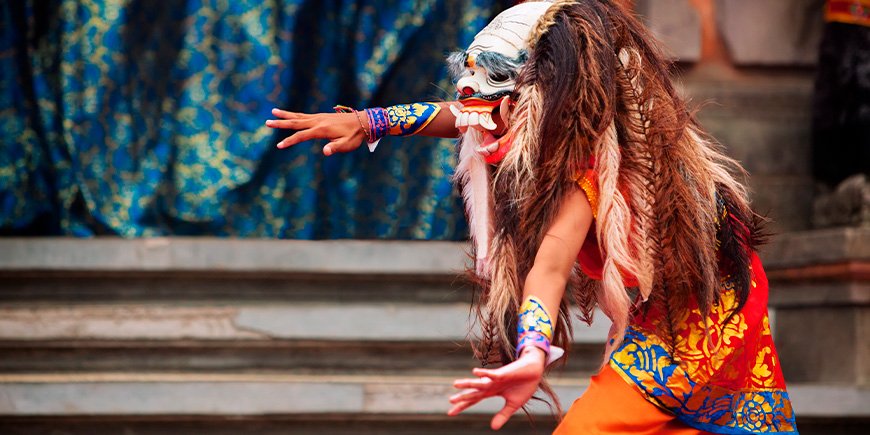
[265,1,798,433]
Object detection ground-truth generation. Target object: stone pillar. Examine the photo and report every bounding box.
[763,228,870,386]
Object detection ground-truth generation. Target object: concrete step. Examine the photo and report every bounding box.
[0,372,867,434]
[0,339,606,378]
[2,372,866,418]
[0,238,612,379]
[1,237,868,434]
[0,301,609,377]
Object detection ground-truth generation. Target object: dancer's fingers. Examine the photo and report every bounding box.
[449,388,486,404]
[265,118,315,130]
[271,108,309,119]
[472,367,504,381]
[453,376,493,390]
[323,140,339,156]
[490,402,520,430]
[278,129,319,149]
[447,399,479,416]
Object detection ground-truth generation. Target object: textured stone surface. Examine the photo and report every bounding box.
[683,73,815,232]
[0,303,611,343]
[813,175,870,229]
[762,227,870,269]
[776,308,862,385]
[638,0,823,65]
[0,373,867,418]
[0,374,588,416]
[2,237,866,432]
[0,238,468,275]
[764,228,870,386]
[1,417,868,435]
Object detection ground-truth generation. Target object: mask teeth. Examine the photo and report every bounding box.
[479,112,498,131]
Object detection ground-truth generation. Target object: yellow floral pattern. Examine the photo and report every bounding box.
[609,257,798,434]
[386,103,441,136]
[1,0,502,238]
[518,296,553,340]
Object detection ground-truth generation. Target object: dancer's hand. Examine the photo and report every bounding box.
[265,108,365,156]
[448,347,546,430]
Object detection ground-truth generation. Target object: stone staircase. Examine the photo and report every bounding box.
[0,238,608,434]
[0,236,868,434]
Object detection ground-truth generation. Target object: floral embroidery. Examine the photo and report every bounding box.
[609,268,798,434]
[386,102,441,136]
[578,168,797,434]
[517,296,553,340]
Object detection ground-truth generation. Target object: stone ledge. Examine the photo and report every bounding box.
[0,238,469,276]
[8,231,868,278]
[0,373,865,419]
[0,303,611,344]
[761,228,870,271]
[0,373,587,416]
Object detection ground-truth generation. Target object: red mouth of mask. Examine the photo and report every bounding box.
[481,130,513,164]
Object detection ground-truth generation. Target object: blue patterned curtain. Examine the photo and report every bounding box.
[1,0,510,238]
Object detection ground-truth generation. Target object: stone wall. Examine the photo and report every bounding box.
[637,0,824,66]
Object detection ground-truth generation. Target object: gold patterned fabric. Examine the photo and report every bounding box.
[1,0,511,238]
[574,169,797,434]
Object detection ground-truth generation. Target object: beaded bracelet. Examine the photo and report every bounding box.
[365,107,390,142]
[334,103,441,152]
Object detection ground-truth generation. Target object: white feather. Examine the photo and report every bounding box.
[454,130,494,277]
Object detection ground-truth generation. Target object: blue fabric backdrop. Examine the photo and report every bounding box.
[1,0,509,238]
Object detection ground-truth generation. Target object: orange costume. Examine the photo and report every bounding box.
[555,173,798,435]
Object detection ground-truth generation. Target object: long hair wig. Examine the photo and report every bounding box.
[469,0,765,405]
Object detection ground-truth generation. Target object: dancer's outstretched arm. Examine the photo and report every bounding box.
[265,102,459,156]
[265,99,510,156]
[448,188,593,430]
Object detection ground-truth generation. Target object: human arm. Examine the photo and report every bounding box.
[265,99,510,156]
[265,102,459,155]
[448,188,593,430]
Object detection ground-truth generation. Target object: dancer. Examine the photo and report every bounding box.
[266,1,797,433]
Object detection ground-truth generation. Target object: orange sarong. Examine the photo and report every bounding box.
[554,365,715,435]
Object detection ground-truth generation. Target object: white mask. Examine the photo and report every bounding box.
[449,2,552,279]
[449,1,552,133]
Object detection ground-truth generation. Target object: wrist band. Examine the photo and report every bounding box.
[365,107,389,142]
[516,296,554,358]
[385,103,441,136]
[517,331,551,357]
[334,102,441,152]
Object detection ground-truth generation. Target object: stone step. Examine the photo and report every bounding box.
[2,418,868,435]
[0,241,471,304]
[2,236,868,434]
[0,372,867,434]
[0,372,586,418]
[2,372,866,418]
[0,415,564,435]
[0,301,610,377]
[0,339,607,378]
[0,238,468,277]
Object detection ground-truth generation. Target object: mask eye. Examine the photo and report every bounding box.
[488,71,510,83]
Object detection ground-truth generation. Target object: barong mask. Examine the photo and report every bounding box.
[448,1,551,156]
[450,1,551,278]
